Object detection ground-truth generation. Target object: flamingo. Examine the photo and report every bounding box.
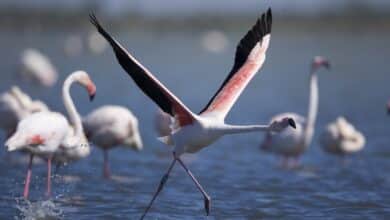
[260,56,330,167]
[5,71,96,199]
[91,8,296,217]
[19,48,58,87]
[0,86,48,138]
[154,108,172,137]
[319,117,365,157]
[83,105,143,178]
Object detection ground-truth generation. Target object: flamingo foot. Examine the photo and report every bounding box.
[204,195,211,216]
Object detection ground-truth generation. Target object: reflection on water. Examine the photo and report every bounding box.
[0,18,389,219]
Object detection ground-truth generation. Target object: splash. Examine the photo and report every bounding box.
[15,198,63,220]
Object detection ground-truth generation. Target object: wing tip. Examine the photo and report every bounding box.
[259,7,272,35]
[89,12,99,29]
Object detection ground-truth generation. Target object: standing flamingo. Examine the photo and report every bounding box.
[154,108,172,137]
[91,8,295,218]
[319,117,365,157]
[19,48,58,87]
[5,71,96,199]
[83,105,143,178]
[0,86,48,138]
[260,56,330,167]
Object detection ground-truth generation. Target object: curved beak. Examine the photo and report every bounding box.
[288,118,296,129]
[89,93,95,101]
[87,81,96,102]
[322,60,331,70]
[312,56,331,72]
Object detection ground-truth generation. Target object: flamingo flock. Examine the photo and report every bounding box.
[1,6,372,219]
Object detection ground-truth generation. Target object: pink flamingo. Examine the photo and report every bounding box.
[91,8,295,218]
[5,71,96,199]
[260,56,330,167]
[83,105,143,178]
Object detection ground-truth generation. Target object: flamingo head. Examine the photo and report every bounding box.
[311,56,330,73]
[269,117,296,132]
[75,71,96,101]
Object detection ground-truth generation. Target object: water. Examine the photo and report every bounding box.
[0,18,390,219]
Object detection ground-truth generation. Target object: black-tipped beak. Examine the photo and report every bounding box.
[89,94,95,101]
[324,61,331,70]
[288,118,296,129]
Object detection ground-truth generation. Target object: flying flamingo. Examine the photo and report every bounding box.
[319,117,365,157]
[19,48,58,87]
[5,71,96,199]
[260,56,330,168]
[91,8,295,217]
[0,86,48,138]
[83,105,143,178]
[154,108,172,137]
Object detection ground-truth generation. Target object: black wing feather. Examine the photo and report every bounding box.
[199,8,272,114]
[89,14,174,116]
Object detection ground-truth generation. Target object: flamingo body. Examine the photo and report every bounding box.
[0,86,48,137]
[83,105,142,178]
[319,117,365,155]
[261,112,306,156]
[20,49,58,87]
[6,111,69,155]
[54,127,91,164]
[83,105,142,150]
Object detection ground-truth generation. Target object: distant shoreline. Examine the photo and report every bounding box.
[0,9,389,30]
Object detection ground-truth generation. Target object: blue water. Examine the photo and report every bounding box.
[0,19,390,219]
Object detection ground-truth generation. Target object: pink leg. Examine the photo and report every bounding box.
[103,150,110,179]
[46,156,52,197]
[23,154,33,199]
[140,158,176,220]
[176,157,211,216]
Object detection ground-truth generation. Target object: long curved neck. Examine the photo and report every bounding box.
[220,124,270,135]
[63,76,83,137]
[303,72,319,146]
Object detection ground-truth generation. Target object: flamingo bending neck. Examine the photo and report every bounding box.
[62,73,84,137]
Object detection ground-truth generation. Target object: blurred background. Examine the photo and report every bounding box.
[0,1,390,219]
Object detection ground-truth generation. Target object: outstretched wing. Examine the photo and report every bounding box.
[90,14,195,127]
[199,8,272,119]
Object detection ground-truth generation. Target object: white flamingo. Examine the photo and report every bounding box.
[20,48,58,87]
[5,71,96,199]
[83,105,143,178]
[154,108,172,137]
[0,86,48,138]
[260,56,330,167]
[319,117,365,156]
[91,8,295,218]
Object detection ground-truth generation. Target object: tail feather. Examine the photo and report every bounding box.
[5,133,27,152]
[157,136,173,146]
